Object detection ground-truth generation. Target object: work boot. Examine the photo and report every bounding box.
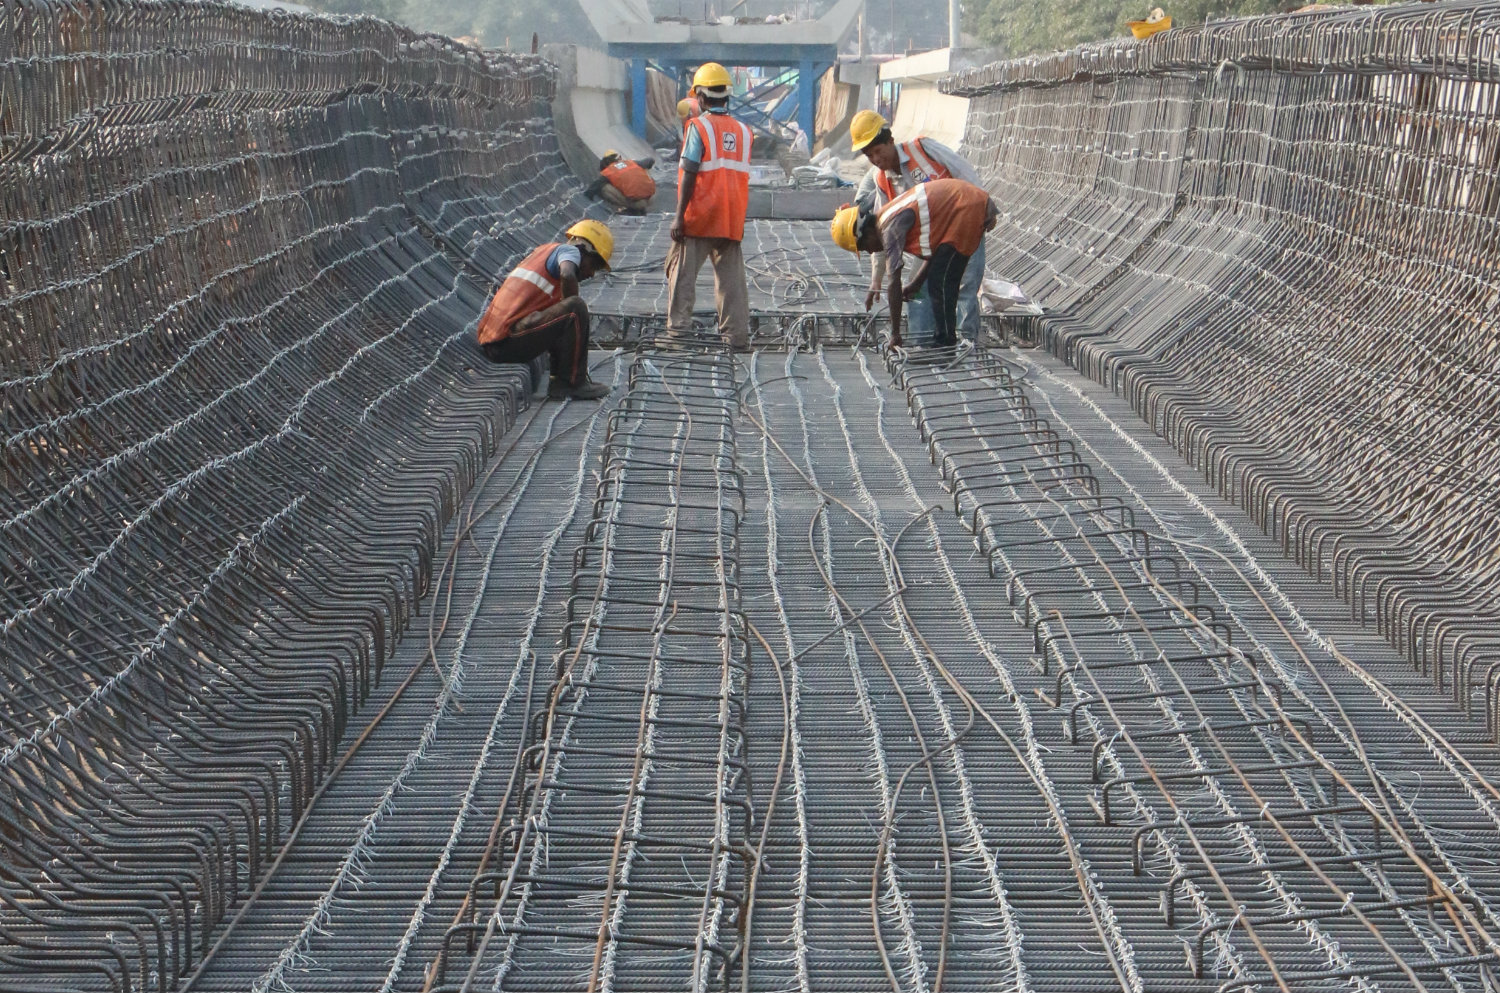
[548,378,609,401]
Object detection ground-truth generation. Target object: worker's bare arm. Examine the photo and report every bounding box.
[671,164,699,242]
[557,259,581,299]
[886,270,905,346]
[514,260,581,331]
[865,252,887,311]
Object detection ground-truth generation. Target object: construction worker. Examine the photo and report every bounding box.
[667,61,752,350]
[476,220,613,400]
[586,150,656,215]
[830,178,998,349]
[849,110,989,342]
[677,96,701,138]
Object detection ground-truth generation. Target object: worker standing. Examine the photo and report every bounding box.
[849,110,989,342]
[587,151,656,215]
[830,178,998,349]
[476,220,614,400]
[666,62,752,350]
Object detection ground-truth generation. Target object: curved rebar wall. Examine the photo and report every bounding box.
[952,0,1500,729]
[0,2,595,988]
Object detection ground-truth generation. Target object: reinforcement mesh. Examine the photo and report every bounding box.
[958,0,1500,729]
[0,2,597,988]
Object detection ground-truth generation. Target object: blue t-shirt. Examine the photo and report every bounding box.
[546,243,582,277]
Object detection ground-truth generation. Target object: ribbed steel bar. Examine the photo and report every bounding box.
[0,1,603,987]
[957,0,1500,740]
[889,344,1500,992]
[432,332,749,992]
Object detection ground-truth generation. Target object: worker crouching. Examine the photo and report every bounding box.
[476,220,613,400]
[588,151,656,215]
[667,61,752,350]
[831,178,998,349]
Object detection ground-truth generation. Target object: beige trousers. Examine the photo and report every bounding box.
[599,184,650,212]
[665,236,750,347]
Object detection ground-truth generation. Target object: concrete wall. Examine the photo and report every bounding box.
[544,43,656,179]
[880,48,970,149]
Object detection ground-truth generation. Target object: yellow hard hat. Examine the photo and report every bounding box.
[566,219,614,268]
[849,109,888,152]
[692,62,732,93]
[602,148,620,159]
[676,98,694,119]
[830,205,862,254]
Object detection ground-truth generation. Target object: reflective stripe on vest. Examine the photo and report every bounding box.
[679,113,753,241]
[874,137,953,202]
[883,183,932,257]
[603,160,656,201]
[477,243,563,345]
[879,178,989,259]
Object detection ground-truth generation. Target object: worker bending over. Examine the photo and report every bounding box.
[849,110,989,342]
[476,220,613,400]
[667,62,752,350]
[831,178,998,349]
[586,151,656,215]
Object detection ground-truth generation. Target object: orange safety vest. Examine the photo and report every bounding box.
[601,159,656,201]
[873,137,952,202]
[878,179,989,259]
[680,112,752,241]
[477,243,564,345]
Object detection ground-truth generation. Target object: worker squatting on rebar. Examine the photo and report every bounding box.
[830,177,999,349]
[667,61,753,351]
[585,150,656,215]
[849,109,989,345]
[475,219,614,400]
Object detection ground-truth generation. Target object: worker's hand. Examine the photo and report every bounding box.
[864,289,877,312]
[901,283,919,302]
[669,216,686,242]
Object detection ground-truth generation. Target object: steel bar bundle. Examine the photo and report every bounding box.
[433,334,749,992]
[957,0,1500,736]
[880,343,1500,992]
[0,1,600,988]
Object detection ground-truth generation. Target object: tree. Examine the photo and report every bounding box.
[401,0,599,48]
[968,0,1383,58]
[302,0,405,20]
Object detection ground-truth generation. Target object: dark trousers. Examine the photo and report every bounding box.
[927,244,971,347]
[481,299,590,387]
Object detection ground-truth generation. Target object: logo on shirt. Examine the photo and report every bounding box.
[722,132,738,154]
[911,169,932,183]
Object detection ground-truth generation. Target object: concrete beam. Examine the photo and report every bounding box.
[605,42,837,64]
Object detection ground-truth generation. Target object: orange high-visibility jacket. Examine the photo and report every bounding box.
[680,113,752,241]
[878,179,989,259]
[602,159,656,201]
[477,243,564,345]
[873,138,951,202]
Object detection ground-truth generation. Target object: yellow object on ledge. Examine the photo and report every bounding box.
[1128,8,1171,38]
